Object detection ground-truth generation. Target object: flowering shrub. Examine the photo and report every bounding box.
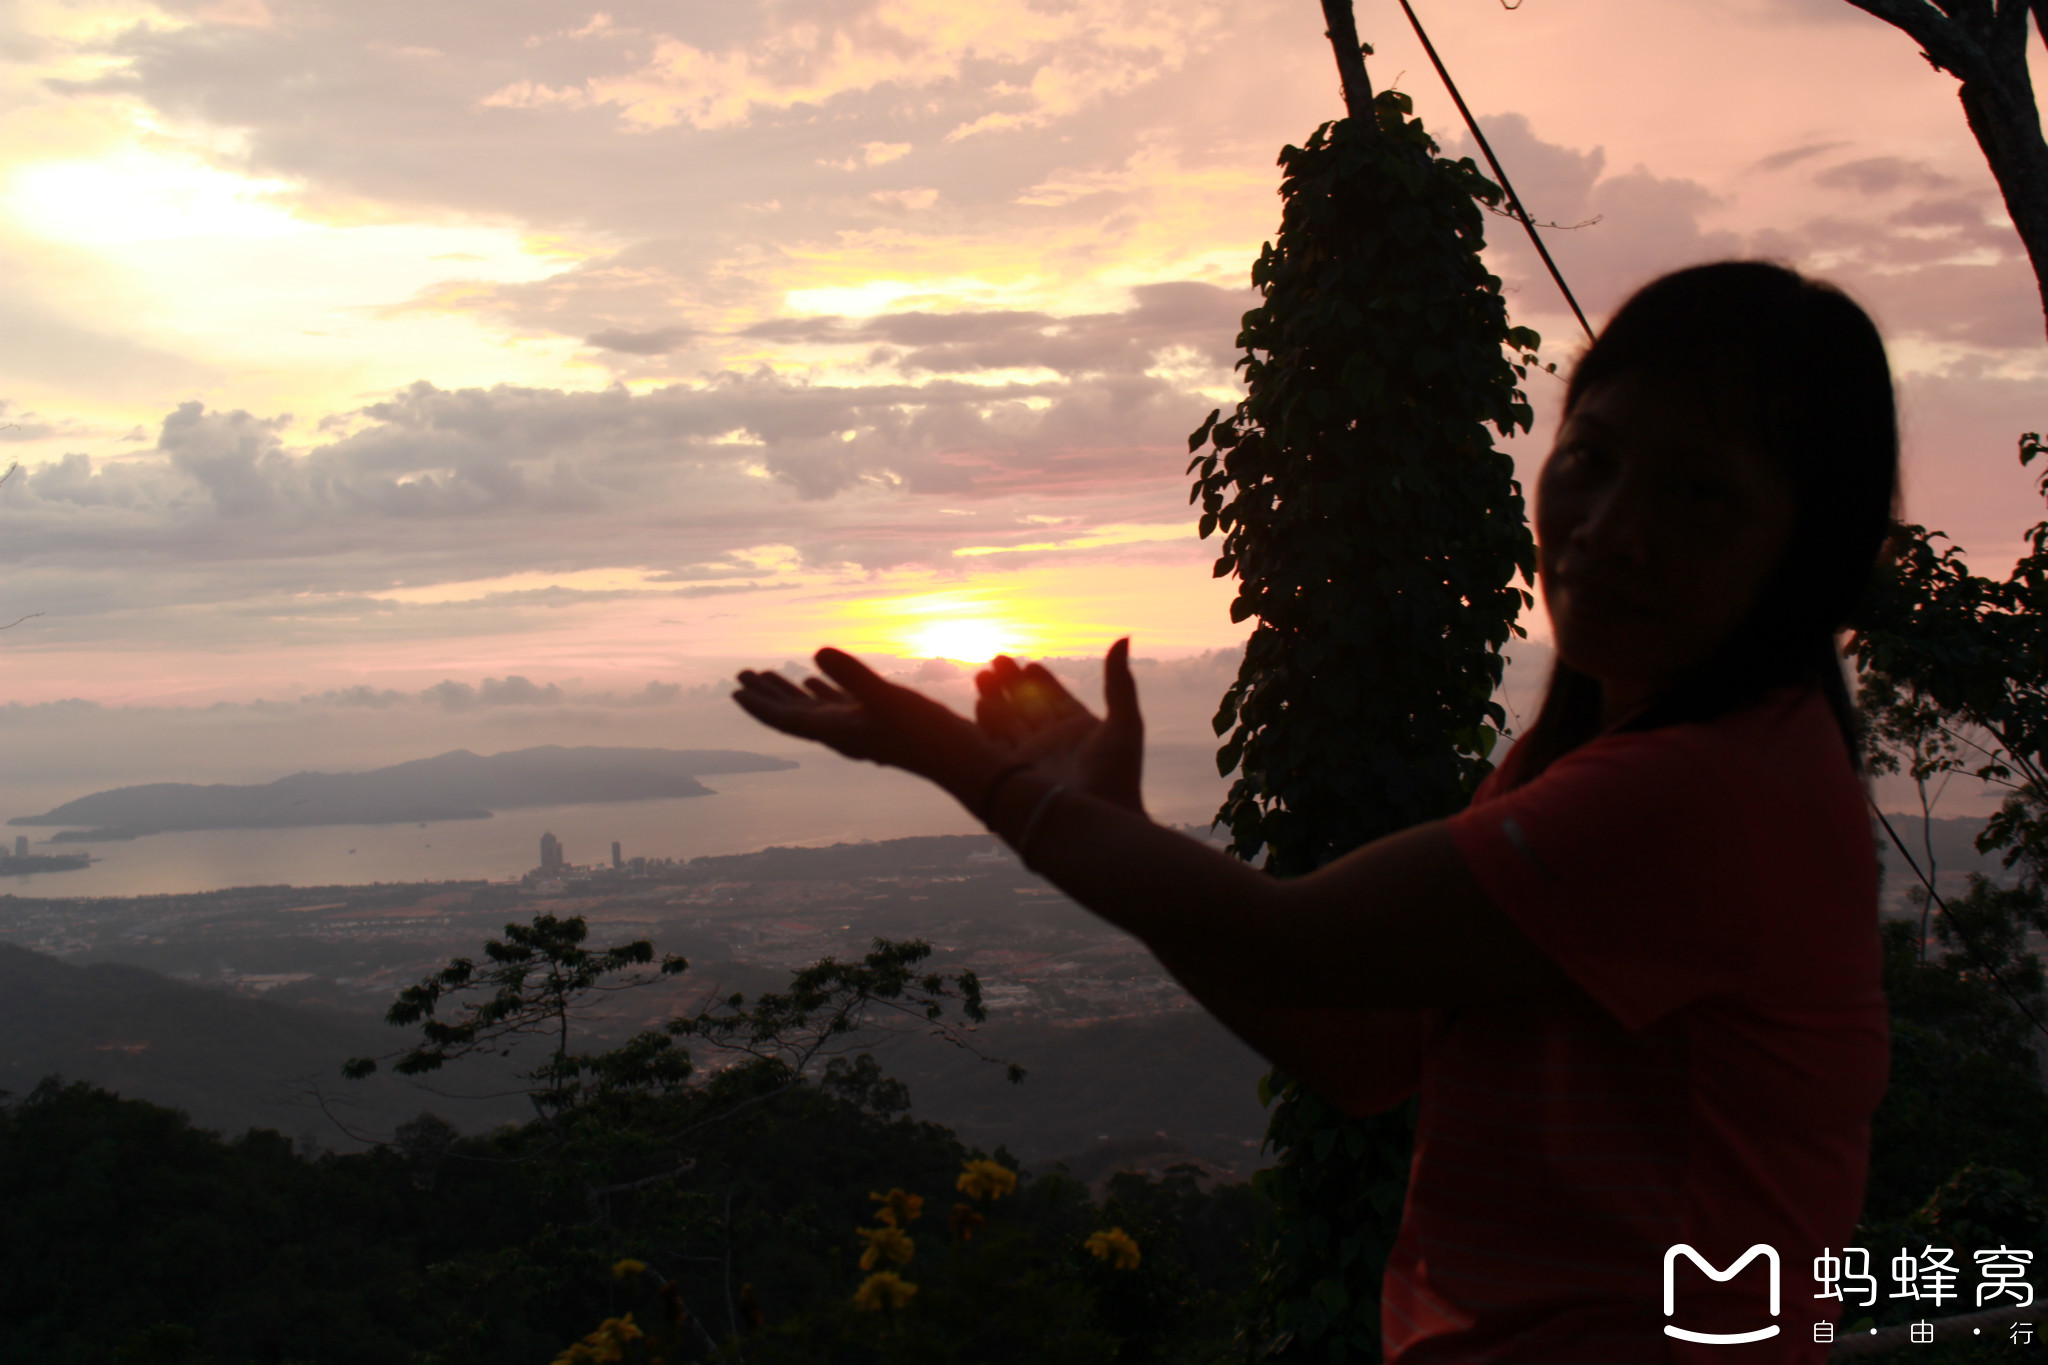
[1084,1227,1141,1271]
[949,1202,988,1242]
[957,1158,1019,1201]
[857,1224,916,1271]
[871,1187,925,1227]
[551,1313,643,1365]
[851,1270,918,1313]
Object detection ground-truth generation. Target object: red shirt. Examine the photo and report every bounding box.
[1380,683,1888,1363]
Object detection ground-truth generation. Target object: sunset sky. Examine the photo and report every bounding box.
[2,0,2045,714]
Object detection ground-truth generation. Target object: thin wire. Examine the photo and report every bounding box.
[1869,797,2048,1044]
[1391,0,1594,343]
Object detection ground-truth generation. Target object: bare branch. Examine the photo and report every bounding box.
[1318,0,1374,120]
[589,1160,699,1200]
[1844,0,1991,74]
[1479,208,1603,231]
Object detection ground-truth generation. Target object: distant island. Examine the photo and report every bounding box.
[0,850,92,877]
[9,746,799,840]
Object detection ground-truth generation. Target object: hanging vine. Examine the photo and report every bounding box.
[1186,84,1545,1361]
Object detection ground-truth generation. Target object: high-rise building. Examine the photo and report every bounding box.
[12,835,25,858]
[540,831,563,870]
[611,841,623,870]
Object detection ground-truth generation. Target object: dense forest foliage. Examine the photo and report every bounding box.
[2,870,2043,1364]
[0,1067,1258,1365]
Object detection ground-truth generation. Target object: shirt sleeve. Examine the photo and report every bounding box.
[1445,729,1764,1030]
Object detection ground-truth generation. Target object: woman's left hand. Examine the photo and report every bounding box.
[732,648,1001,803]
[974,639,1145,814]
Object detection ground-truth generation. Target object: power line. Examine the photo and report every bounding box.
[1390,0,1594,343]
[1869,798,2048,1045]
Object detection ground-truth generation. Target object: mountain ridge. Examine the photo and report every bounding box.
[10,745,799,838]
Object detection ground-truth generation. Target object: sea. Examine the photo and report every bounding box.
[1,744,1235,899]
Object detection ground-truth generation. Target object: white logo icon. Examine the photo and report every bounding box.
[1663,1244,1782,1344]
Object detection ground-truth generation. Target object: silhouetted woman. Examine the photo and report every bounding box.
[734,261,1897,1363]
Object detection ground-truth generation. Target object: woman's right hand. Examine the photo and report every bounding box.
[733,648,1004,806]
[974,638,1146,814]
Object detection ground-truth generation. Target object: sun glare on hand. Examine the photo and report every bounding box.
[911,619,1012,663]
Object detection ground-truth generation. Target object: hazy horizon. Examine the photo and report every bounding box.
[1,637,2009,899]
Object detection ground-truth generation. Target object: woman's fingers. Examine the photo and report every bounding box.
[738,669,809,703]
[975,679,1021,744]
[1018,663,1088,721]
[814,647,898,705]
[732,686,823,739]
[1104,637,1142,729]
[803,677,850,704]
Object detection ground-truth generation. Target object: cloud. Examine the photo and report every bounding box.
[1750,148,2038,350]
[159,401,295,518]
[1452,115,2042,361]
[0,402,82,444]
[72,0,1228,225]
[1752,141,1848,174]
[421,675,565,710]
[15,0,2042,696]
[740,281,1243,377]
[1814,156,1956,196]
[1444,114,1741,334]
[585,326,694,355]
[0,279,1246,648]
[36,0,1284,394]
[298,674,686,712]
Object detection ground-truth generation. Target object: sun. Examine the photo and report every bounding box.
[910,619,1014,663]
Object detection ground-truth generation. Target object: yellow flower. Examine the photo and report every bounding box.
[1085,1227,1141,1270]
[852,1270,919,1312]
[612,1257,648,1280]
[856,1223,915,1270]
[553,1314,645,1365]
[949,1201,987,1242]
[956,1158,1018,1200]
[869,1187,925,1227]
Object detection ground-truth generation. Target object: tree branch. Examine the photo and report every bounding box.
[1319,0,1374,120]
[1846,0,2048,338]
[1843,0,1992,79]
[588,1160,699,1201]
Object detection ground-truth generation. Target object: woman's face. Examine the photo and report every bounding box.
[1534,368,1798,720]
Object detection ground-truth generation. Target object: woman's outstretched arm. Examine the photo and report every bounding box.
[732,645,1570,1032]
[982,773,1563,1013]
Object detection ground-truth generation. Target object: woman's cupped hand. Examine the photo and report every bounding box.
[974,639,1145,814]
